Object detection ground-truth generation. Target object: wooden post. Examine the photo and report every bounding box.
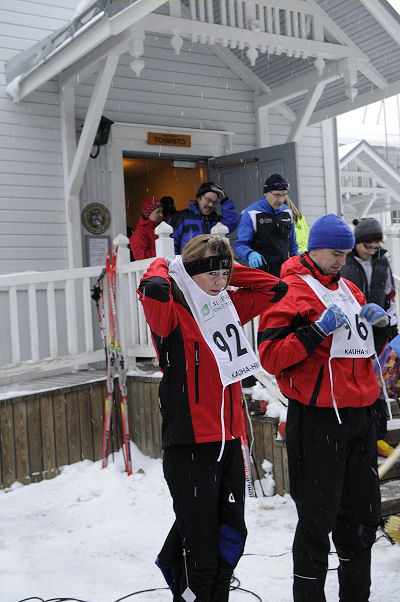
[155,221,175,258]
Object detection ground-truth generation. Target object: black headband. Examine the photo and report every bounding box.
[184,255,232,276]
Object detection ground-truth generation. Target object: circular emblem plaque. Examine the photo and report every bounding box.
[82,203,111,234]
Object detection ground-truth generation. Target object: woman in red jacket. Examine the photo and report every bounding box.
[137,234,287,601]
[129,198,163,260]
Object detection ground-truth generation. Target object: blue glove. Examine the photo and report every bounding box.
[359,303,389,327]
[315,304,349,335]
[248,251,266,268]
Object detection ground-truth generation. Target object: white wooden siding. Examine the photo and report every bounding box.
[0,0,80,274]
[75,34,257,154]
[1,4,336,274]
[268,107,331,225]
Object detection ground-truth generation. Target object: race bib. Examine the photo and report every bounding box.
[298,274,375,358]
[169,257,261,387]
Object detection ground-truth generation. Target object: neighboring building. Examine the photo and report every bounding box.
[339,139,400,227]
[2,0,400,273]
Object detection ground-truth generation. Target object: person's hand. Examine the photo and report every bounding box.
[248,251,266,268]
[315,304,349,335]
[210,184,228,202]
[360,303,389,327]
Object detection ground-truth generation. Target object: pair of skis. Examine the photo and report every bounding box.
[91,247,133,475]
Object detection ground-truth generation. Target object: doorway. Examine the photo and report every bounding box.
[123,154,208,230]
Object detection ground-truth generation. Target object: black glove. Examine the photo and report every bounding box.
[210,183,228,203]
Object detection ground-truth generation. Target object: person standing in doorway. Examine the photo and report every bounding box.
[285,197,309,253]
[341,217,398,457]
[137,234,288,601]
[169,182,239,254]
[234,173,298,277]
[129,198,163,260]
[258,214,389,602]
[160,195,177,220]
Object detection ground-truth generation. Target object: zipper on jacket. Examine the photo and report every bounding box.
[194,342,199,403]
[229,385,234,437]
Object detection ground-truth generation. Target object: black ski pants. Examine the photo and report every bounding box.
[160,438,247,602]
[372,396,388,440]
[286,400,381,602]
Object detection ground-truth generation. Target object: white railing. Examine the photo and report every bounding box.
[0,225,175,385]
[0,222,225,385]
[183,0,322,41]
[385,224,400,323]
[2,221,399,386]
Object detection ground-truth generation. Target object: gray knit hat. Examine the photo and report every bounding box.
[353,218,383,244]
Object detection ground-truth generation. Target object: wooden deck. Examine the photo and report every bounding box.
[1,369,398,515]
[0,368,289,494]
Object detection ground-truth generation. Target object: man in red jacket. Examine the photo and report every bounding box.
[258,214,390,602]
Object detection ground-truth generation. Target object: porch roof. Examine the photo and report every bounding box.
[5,0,400,129]
[340,139,400,217]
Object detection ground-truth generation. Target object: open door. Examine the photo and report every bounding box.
[208,142,299,245]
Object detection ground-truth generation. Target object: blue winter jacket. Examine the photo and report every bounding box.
[169,199,239,254]
[234,197,298,277]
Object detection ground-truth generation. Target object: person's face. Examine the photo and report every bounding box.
[197,192,219,215]
[264,190,288,210]
[191,253,230,295]
[355,240,380,260]
[309,248,351,275]
[148,207,164,222]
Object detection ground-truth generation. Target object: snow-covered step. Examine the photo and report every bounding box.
[380,479,400,516]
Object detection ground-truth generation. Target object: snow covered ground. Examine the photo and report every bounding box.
[0,446,399,602]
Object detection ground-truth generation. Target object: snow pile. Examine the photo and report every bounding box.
[0,447,399,601]
[249,380,288,440]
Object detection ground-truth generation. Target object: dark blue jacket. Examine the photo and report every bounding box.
[234,197,298,276]
[169,200,239,254]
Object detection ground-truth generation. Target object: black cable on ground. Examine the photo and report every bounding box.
[17,535,392,602]
[113,587,169,601]
[230,574,262,601]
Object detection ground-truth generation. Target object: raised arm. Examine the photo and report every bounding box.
[229,263,288,325]
[137,258,177,337]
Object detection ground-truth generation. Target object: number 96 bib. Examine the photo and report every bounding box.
[298,274,375,359]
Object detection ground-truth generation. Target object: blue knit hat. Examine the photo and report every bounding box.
[308,214,355,251]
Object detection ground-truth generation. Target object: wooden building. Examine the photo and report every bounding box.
[2,0,400,273]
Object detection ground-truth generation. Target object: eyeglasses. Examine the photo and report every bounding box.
[362,243,380,251]
[270,192,288,199]
[202,195,218,205]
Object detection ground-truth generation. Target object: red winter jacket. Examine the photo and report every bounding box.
[258,254,380,408]
[138,259,288,448]
[129,215,158,260]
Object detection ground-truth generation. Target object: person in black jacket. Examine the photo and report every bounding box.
[341,217,398,457]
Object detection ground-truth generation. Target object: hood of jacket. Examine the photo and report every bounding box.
[136,214,159,230]
[281,253,340,289]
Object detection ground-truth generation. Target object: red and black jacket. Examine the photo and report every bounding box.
[138,259,287,448]
[258,254,382,409]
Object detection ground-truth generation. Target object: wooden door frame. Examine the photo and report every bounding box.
[108,123,234,242]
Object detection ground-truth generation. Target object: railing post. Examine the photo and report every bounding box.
[211,222,229,238]
[155,221,175,258]
[113,233,132,366]
[385,224,400,321]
